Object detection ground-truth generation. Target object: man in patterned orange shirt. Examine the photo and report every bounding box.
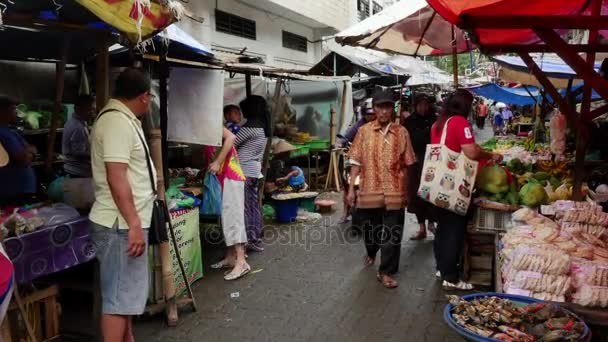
[347,89,416,289]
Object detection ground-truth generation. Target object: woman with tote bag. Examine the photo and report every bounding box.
[427,89,502,290]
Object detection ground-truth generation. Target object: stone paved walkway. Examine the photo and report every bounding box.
[133,197,465,342]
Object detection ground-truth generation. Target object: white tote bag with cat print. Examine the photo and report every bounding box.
[417,117,478,216]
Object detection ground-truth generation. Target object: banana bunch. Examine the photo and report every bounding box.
[523,136,535,151]
[537,160,570,178]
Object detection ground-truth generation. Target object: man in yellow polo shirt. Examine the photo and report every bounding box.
[89,68,156,342]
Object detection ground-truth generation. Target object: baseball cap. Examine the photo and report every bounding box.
[372,89,394,105]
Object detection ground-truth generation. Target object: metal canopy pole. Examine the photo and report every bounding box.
[451,25,459,88]
[573,0,602,200]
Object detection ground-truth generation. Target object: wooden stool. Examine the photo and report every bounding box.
[324,149,343,192]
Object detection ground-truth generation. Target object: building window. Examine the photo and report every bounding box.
[282,31,308,53]
[358,0,370,20]
[215,9,256,40]
[372,2,383,14]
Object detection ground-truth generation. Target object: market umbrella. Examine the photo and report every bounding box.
[75,0,178,42]
[334,0,471,56]
[426,0,604,46]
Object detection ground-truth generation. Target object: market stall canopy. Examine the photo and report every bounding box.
[493,54,603,89]
[494,55,601,79]
[468,84,541,106]
[1,0,182,44]
[334,0,470,56]
[310,41,451,85]
[426,0,602,47]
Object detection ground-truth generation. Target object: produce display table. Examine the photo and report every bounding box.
[3,217,95,284]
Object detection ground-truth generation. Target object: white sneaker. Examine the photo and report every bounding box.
[442,280,474,290]
[435,271,441,278]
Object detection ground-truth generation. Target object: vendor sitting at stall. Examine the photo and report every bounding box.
[62,95,95,178]
[0,95,37,204]
[224,104,242,135]
[264,141,308,195]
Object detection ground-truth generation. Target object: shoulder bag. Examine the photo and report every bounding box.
[417,117,479,216]
[97,109,169,245]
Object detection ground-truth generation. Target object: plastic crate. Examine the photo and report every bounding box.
[471,207,512,234]
[307,139,329,150]
[290,145,310,158]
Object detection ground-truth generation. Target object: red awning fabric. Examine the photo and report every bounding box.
[427,0,591,46]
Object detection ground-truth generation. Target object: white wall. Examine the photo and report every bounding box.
[267,0,353,31]
[178,0,328,69]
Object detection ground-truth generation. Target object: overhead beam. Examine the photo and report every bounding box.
[3,13,108,34]
[462,15,608,29]
[482,44,608,54]
[518,53,580,130]
[534,28,608,102]
[589,103,608,119]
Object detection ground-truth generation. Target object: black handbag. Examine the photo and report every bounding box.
[97,109,169,245]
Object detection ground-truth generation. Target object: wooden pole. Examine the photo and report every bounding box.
[95,35,110,112]
[451,25,458,88]
[573,0,601,201]
[45,37,70,175]
[154,57,179,326]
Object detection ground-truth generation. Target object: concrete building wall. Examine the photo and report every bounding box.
[176,0,395,69]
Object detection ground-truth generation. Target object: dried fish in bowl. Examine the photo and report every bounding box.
[447,296,586,342]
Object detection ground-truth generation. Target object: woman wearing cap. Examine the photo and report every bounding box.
[431,89,502,290]
[402,93,437,241]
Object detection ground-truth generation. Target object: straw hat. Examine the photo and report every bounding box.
[272,140,296,154]
[0,141,8,167]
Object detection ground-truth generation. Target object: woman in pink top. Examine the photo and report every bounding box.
[207,128,250,281]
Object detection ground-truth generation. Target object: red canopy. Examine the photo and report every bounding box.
[427,0,591,46]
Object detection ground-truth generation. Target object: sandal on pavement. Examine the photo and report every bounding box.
[435,271,441,279]
[409,231,427,240]
[224,265,251,281]
[376,273,398,289]
[442,280,474,291]
[211,260,234,270]
[363,255,375,267]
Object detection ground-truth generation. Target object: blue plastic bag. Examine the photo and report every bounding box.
[201,173,222,216]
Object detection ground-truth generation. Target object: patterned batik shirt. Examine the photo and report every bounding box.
[349,121,416,210]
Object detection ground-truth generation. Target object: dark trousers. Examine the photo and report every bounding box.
[433,207,468,283]
[357,208,405,275]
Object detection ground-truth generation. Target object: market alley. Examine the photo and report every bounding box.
[133,196,463,342]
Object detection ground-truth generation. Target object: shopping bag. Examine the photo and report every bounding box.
[417,118,479,216]
[201,173,222,216]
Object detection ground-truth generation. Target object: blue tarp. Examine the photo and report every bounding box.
[467,84,540,106]
[469,82,602,106]
[110,24,214,61]
[159,25,214,57]
[559,82,601,102]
